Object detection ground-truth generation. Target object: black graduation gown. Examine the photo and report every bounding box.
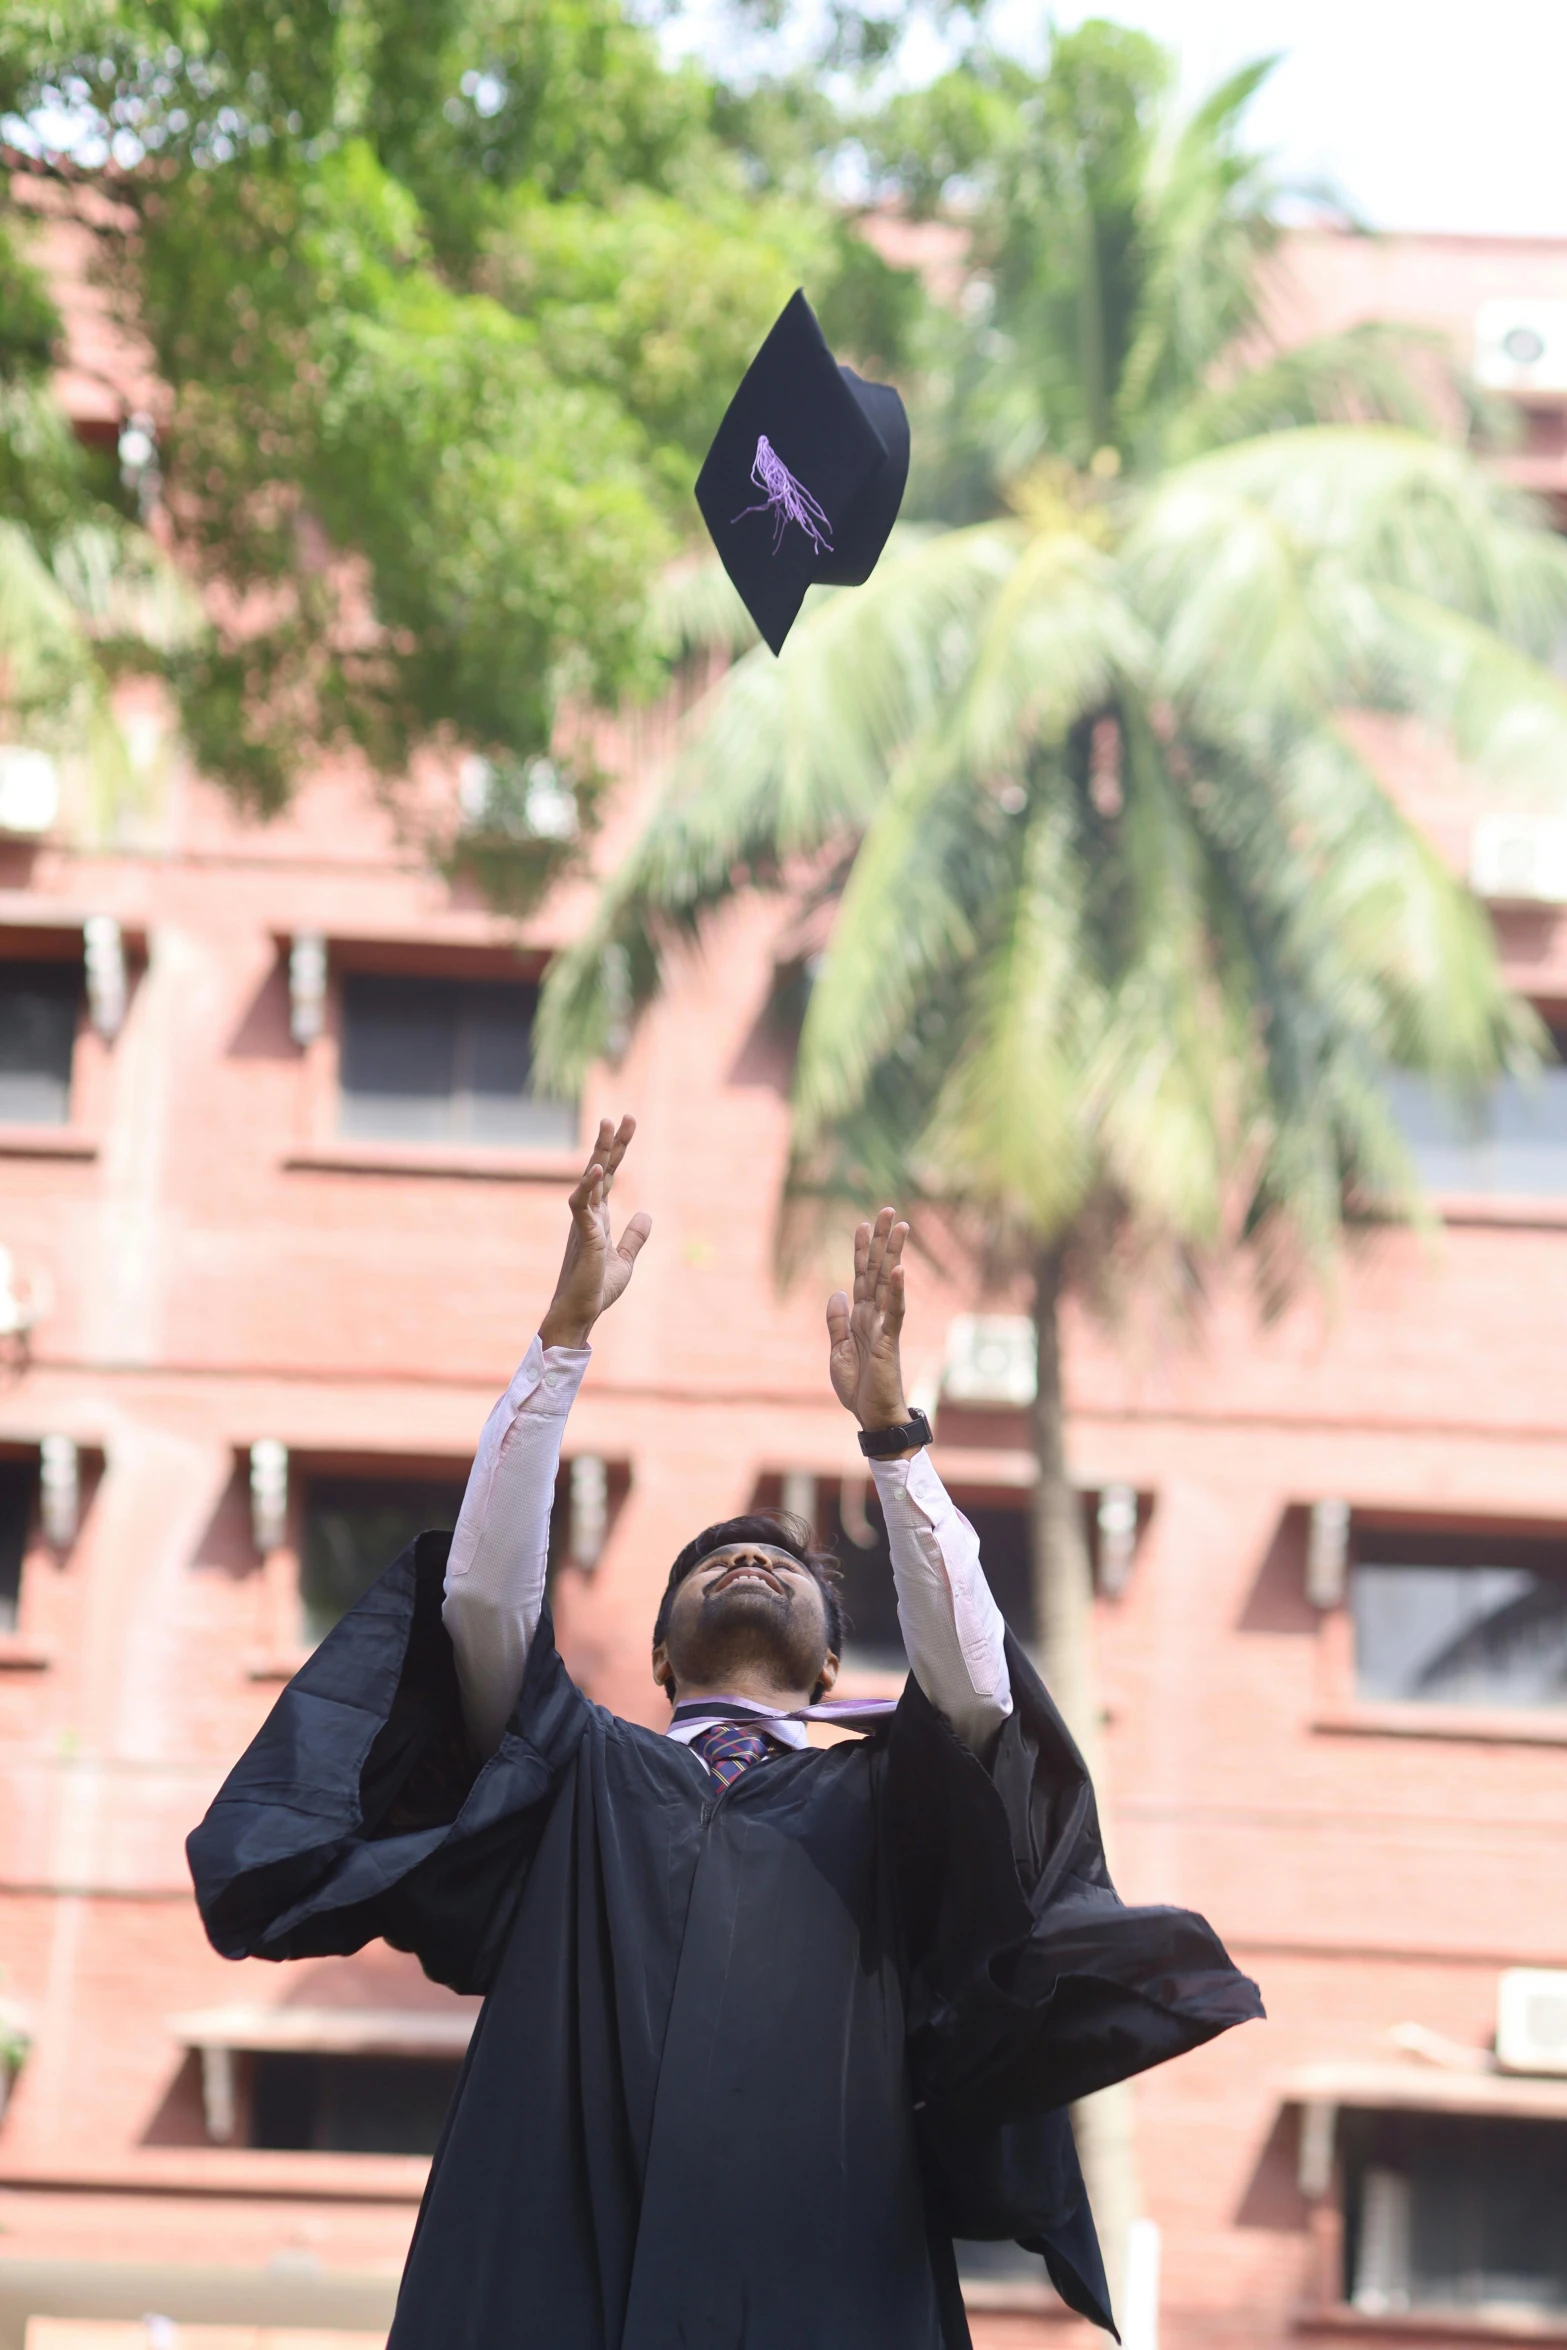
[188,1534,1261,2349]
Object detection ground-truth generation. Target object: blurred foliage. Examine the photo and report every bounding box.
[0,205,192,816]
[845,20,1490,523]
[0,0,927,830]
[539,19,1567,1288]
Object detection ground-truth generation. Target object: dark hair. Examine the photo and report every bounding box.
[652,1510,847,1660]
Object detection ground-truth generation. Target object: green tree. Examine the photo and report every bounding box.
[0,0,920,864]
[537,24,1567,2310]
[0,213,190,825]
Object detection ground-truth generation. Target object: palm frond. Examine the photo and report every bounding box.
[920,796,1100,1238]
[1142,428,1567,652]
[1117,55,1282,449]
[1359,585,1567,801]
[1166,324,1446,462]
[536,522,1027,1088]
[647,553,758,662]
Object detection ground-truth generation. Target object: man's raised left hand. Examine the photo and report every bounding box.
[826,1209,913,1441]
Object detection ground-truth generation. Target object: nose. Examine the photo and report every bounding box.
[715,1548,781,1580]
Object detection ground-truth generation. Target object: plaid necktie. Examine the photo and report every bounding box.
[692,1721,781,1789]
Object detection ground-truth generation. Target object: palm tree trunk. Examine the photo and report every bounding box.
[1030,1244,1140,2334]
[1073,193,1111,456]
[1030,1243,1097,1760]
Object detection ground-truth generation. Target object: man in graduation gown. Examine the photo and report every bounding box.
[188,1114,1261,2350]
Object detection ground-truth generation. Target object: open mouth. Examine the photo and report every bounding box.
[709,1563,786,1598]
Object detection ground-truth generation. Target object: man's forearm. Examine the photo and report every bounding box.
[868,1451,1013,1752]
[442,1336,590,1753]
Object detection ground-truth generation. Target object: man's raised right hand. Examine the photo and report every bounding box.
[538,1114,651,1350]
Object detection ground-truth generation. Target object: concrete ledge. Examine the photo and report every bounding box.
[0,1130,97,1160]
[0,2261,397,2350]
[1296,2307,1567,2343]
[1313,1703,1567,1747]
[281,1141,580,1183]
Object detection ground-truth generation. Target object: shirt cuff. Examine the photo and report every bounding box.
[867,1446,953,1528]
[504,1334,591,1418]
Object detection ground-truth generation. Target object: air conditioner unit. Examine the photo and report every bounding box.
[942,1314,1036,1407]
[1496,1967,1567,2075]
[1475,299,1567,394]
[0,746,59,836]
[1469,814,1567,905]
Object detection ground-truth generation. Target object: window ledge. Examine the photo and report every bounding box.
[0,1125,97,1160]
[245,1650,310,1683]
[0,2148,432,2202]
[282,1139,581,1183]
[0,1634,51,1671]
[1314,1703,1567,1747]
[959,2280,1068,2316]
[1429,1193,1567,1231]
[1296,2306,1567,2343]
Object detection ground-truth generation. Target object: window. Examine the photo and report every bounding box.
[301,1474,469,1644]
[1343,2110,1567,2315]
[0,1458,34,1632]
[1387,1026,1567,1195]
[1352,1525,1567,1709]
[0,961,78,1125]
[338,973,574,1149]
[251,2053,462,2154]
[759,1480,1036,1666]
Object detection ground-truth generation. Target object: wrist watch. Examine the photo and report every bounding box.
[856,1407,934,1460]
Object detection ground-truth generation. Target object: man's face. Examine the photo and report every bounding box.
[654,1539,838,1704]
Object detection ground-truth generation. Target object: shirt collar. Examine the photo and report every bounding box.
[664,1696,810,1750]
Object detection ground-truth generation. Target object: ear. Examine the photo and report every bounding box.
[816,1650,839,1698]
[651,1638,675,1700]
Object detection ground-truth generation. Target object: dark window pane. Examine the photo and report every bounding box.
[1353,1527,1567,1708]
[252,2054,462,2153]
[339,976,459,1140]
[0,962,78,1125]
[831,1485,899,1662]
[1388,1032,1567,1196]
[464,981,533,1104]
[251,2052,318,2150]
[965,1503,1036,1644]
[301,1475,467,1643]
[829,1488,1035,1665]
[0,1459,34,1633]
[338,973,574,1147]
[1344,2110,1567,2313]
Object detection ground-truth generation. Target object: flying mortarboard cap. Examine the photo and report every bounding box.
[695,290,910,657]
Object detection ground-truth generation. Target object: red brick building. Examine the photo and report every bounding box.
[1,230,1566,2350]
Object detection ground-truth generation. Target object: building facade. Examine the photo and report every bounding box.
[0,230,1566,2350]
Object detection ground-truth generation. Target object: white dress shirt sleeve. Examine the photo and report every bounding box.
[867,1449,1014,1752]
[442,1335,591,1754]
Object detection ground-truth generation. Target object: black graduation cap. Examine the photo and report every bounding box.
[695,290,909,656]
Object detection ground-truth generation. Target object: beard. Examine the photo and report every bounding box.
[666,1577,829,1698]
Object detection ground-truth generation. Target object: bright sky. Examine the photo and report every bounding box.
[669,0,1567,241]
[1021,0,1567,238]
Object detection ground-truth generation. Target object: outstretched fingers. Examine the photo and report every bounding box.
[826,1287,852,1351]
[867,1210,906,1313]
[599,1112,636,1194]
[851,1219,872,1305]
[569,1114,636,1225]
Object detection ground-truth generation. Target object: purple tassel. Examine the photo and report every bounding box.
[732,435,833,556]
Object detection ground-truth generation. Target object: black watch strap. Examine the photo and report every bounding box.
[857,1407,934,1459]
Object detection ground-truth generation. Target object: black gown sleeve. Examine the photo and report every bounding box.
[186,1533,588,1995]
[888,1631,1263,2336]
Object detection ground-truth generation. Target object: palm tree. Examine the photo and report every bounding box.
[537,24,1567,2318]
